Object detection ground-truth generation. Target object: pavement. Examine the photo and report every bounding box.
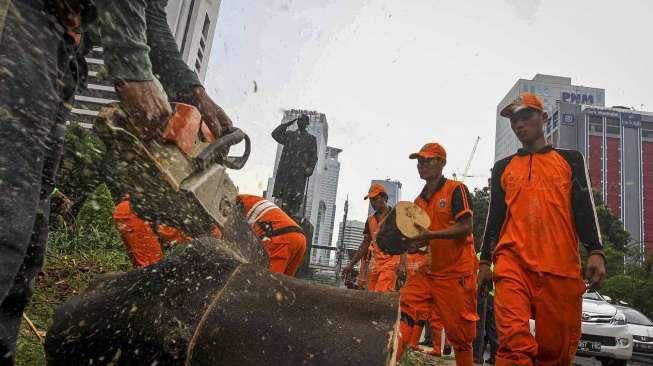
[405,349,646,366]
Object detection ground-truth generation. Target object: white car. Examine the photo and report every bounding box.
[617,306,653,363]
[526,292,632,364]
[577,291,632,365]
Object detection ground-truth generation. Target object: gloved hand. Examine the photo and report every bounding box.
[115,79,172,140]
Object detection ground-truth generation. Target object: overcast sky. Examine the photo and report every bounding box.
[203,0,653,234]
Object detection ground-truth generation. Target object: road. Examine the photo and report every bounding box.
[406,348,647,366]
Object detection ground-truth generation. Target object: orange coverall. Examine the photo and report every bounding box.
[113,199,190,267]
[403,252,451,356]
[398,177,478,365]
[239,194,306,276]
[480,147,603,365]
[365,211,400,292]
[113,199,222,268]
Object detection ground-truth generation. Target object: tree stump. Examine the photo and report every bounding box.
[45,238,399,365]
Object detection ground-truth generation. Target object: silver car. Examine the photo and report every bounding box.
[577,291,632,365]
[617,306,653,364]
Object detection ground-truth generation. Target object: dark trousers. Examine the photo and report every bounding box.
[0,0,65,363]
[473,293,499,361]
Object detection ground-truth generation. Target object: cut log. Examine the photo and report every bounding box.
[394,201,430,239]
[45,237,399,365]
[376,201,430,255]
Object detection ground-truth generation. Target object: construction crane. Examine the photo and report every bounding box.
[460,136,481,182]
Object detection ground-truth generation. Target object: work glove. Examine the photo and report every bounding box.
[115,79,172,140]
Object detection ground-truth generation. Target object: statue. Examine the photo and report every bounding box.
[271,114,318,219]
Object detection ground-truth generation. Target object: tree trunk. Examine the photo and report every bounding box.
[45,238,399,365]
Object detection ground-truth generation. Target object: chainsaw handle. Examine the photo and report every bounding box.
[194,128,251,171]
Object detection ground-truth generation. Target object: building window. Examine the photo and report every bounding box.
[202,14,211,39]
[606,117,620,136]
[643,129,653,141]
[180,0,196,53]
[588,115,603,135]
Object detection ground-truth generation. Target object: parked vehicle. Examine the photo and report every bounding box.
[527,291,632,364]
[577,291,633,365]
[617,306,653,363]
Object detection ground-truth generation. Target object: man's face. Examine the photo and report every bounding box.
[510,108,547,145]
[370,195,387,211]
[298,115,310,130]
[417,156,445,180]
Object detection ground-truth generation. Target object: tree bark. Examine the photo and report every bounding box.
[45,238,399,365]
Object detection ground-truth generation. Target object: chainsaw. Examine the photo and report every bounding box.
[94,102,250,236]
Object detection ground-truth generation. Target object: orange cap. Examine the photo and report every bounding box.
[364,183,387,200]
[409,142,447,160]
[500,92,544,118]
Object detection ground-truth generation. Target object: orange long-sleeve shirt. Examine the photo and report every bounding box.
[481,146,602,278]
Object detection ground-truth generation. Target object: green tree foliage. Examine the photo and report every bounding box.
[578,194,653,317]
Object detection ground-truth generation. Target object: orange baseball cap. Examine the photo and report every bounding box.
[364,183,387,200]
[409,142,447,160]
[500,92,544,118]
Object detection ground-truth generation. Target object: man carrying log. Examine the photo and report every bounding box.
[343,184,400,292]
[238,195,307,276]
[396,142,478,365]
[478,92,606,365]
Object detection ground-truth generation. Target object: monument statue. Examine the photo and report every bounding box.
[271,114,318,219]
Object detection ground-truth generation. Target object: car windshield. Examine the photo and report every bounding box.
[622,308,653,326]
[582,291,604,301]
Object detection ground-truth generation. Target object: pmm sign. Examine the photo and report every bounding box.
[562,92,595,105]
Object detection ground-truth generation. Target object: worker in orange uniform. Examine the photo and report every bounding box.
[396,142,478,365]
[113,197,191,267]
[238,194,307,276]
[478,92,606,365]
[343,184,400,292]
[113,196,222,268]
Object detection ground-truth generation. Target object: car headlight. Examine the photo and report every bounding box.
[616,337,630,347]
[612,312,627,326]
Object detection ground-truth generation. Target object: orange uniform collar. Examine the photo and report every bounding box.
[419,176,447,202]
[516,144,554,156]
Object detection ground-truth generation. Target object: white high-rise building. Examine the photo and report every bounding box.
[367,179,402,216]
[495,74,605,161]
[336,220,365,268]
[70,0,221,125]
[165,0,221,81]
[312,146,342,266]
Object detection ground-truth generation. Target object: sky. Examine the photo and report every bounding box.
[203,0,653,233]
